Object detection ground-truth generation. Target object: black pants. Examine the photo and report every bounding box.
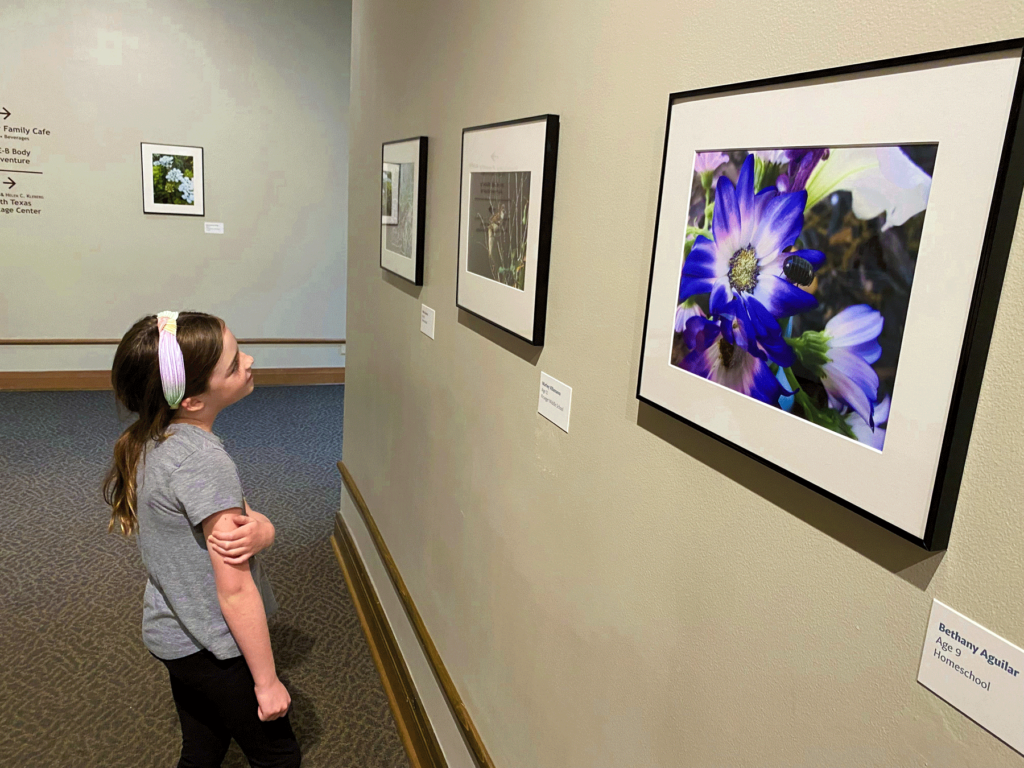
[157,649,301,768]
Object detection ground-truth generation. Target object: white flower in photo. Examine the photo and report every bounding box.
[178,176,195,204]
[804,147,932,230]
[753,149,789,165]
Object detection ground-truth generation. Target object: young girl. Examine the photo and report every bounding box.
[104,311,301,768]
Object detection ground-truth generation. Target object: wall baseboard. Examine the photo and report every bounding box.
[335,461,496,768]
[0,368,345,391]
[330,519,446,768]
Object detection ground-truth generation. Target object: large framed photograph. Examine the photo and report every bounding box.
[380,137,428,284]
[141,143,204,216]
[637,41,1024,550]
[457,115,559,345]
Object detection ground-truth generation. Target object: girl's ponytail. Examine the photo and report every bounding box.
[105,415,171,535]
[103,312,224,536]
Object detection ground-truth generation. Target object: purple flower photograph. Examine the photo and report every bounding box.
[673,145,937,450]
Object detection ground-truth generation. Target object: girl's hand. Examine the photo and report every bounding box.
[207,510,273,564]
[254,676,292,721]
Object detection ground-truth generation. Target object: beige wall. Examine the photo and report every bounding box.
[346,1,1024,766]
[0,0,350,371]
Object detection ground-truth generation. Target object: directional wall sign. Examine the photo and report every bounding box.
[0,105,50,217]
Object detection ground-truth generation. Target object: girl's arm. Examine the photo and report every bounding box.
[202,509,291,721]
[206,499,274,564]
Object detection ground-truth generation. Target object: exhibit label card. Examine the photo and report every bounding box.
[420,305,435,339]
[204,222,224,234]
[538,372,571,433]
[918,599,1024,754]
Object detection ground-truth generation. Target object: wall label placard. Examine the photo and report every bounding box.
[420,305,435,339]
[918,599,1024,754]
[538,372,571,433]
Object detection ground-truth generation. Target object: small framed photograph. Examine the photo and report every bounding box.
[381,162,400,225]
[636,40,1024,550]
[380,138,428,284]
[457,114,559,345]
[141,143,204,216]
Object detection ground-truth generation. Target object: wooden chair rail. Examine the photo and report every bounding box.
[0,338,346,345]
[0,368,344,391]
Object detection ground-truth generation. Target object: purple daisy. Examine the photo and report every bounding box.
[674,301,705,333]
[776,148,829,193]
[680,315,790,405]
[819,305,884,427]
[845,395,890,450]
[693,151,729,175]
[679,155,825,365]
[753,148,828,192]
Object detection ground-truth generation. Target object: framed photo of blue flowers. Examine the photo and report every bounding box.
[637,40,1024,550]
[141,143,204,216]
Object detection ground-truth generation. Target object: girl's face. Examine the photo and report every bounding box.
[204,325,255,410]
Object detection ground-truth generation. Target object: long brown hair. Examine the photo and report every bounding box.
[103,312,224,536]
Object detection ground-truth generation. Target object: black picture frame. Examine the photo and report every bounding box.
[636,39,1024,551]
[380,136,428,285]
[456,114,559,346]
[141,142,205,217]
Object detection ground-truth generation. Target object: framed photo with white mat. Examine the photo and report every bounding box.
[457,115,559,345]
[380,137,428,285]
[636,40,1024,550]
[141,143,204,216]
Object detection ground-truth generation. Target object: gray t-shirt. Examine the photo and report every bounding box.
[135,423,278,660]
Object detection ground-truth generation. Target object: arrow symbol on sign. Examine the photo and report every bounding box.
[3,177,15,189]
[0,108,9,120]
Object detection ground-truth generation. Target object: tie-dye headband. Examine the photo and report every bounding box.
[156,311,186,409]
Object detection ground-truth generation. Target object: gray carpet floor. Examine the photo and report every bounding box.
[0,385,410,768]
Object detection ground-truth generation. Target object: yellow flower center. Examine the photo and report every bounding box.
[729,246,759,293]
